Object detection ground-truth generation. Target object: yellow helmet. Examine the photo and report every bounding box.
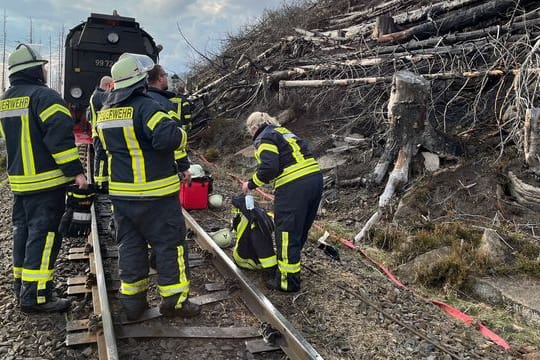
[8,44,48,75]
[111,53,155,89]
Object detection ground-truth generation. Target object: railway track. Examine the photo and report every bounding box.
[57,146,513,360]
[63,146,323,359]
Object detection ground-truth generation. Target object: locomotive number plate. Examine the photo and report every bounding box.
[94,59,115,68]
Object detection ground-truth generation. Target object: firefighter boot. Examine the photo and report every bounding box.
[265,271,300,293]
[261,266,277,282]
[20,282,71,313]
[159,296,201,318]
[121,292,149,321]
[13,279,21,302]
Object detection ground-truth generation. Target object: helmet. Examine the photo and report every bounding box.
[111,53,155,89]
[8,44,48,75]
[210,228,234,248]
[189,164,205,178]
[208,194,224,208]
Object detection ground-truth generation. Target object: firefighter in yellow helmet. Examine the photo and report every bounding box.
[0,43,88,312]
[96,53,199,320]
[242,112,323,292]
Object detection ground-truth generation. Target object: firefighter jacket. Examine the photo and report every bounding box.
[87,87,108,137]
[0,73,84,194]
[170,94,192,131]
[87,87,109,184]
[247,124,321,190]
[96,89,187,199]
[147,87,189,172]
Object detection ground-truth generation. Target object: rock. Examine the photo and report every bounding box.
[477,229,507,265]
[396,246,452,284]
[421,152,440,172]
[317,154,347,171]
[470,276,540,326]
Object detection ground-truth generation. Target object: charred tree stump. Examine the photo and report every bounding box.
[524,108,540,175]
[355,71,428,243]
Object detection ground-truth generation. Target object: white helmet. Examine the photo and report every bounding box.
[8,44,48,75]
[208,194,224,208]
[111,53,155,89]
[210,228,234,248]
[189,164,205,178]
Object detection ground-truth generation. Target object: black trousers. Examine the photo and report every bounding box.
[274,172,323,291]
[13,188,66,306]
[93,137,108,186]
[112,195,190,307]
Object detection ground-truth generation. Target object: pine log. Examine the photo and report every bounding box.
[378,0,516,43]
[524,108,540,174]
[507,171,540,210]
[324,0,484,38]
[328,0,406,26]
[279,68,540,89]
[355,71,428,243]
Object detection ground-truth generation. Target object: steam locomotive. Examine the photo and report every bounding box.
[63,12,161,144]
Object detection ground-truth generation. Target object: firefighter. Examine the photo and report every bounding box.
[0,43,88,312]
[87,76,114,189]
[170,80,193,132]
[242,112,323,292]
[146,65,190,183]
[97,53,200,320]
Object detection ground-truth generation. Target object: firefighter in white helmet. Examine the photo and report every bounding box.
[1,43,88,312]
[96,53,199,320]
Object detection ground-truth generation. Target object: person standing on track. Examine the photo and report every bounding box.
[87,76,114,190]
[242,111,323,293]
[0,43,88,312]
[146,64,190,184]
[96,53,200,320]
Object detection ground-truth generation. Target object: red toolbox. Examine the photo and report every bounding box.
[179,178,210,210]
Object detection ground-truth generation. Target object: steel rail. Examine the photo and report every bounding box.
[85,145,119,360]
[183,209,324,360]
[90,202,119,360]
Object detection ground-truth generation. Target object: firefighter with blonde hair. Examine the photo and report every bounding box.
[242,111,323,292]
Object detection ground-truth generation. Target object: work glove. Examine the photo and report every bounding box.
[59,185,96,238]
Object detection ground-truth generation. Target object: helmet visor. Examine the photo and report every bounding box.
[119,53,154,73]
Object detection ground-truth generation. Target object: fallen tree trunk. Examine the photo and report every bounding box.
[355,71,429,243]
[279,68,540,89]
[378,0,516,43]
[508,171,540,210]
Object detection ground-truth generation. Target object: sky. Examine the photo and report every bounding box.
[0,0,284,91]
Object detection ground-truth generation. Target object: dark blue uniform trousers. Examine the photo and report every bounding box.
[112,195,190,309]
[273,172,323,291]
[13,188,66,306]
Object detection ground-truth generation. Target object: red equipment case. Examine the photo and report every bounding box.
[179,179,210,210]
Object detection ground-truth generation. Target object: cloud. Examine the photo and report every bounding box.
[0,0,283,79]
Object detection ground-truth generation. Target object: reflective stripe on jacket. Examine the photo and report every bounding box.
[248,124,320,189]
[170,95,192,131]
[0,75,83,194]
[148,88,189,172]
[96,93,186,198]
